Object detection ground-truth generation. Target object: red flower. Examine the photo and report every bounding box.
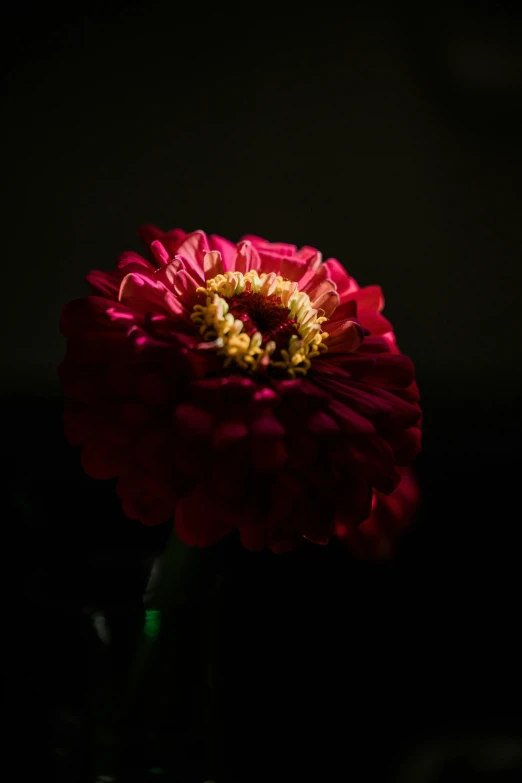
[336,468,420,559]
[60,227,421,552]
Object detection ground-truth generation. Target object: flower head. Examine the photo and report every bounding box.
[60,227,421,552]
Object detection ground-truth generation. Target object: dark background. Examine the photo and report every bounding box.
[3,2,522,781]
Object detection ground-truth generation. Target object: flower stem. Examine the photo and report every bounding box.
[124,529,223,779]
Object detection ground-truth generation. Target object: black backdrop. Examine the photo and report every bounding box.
[4,3,522,781]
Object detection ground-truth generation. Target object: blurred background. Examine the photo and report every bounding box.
[3,1,522,781]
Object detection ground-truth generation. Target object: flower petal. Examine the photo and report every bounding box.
[326,318,364,352]
[86,270,120,297]
[212,420,250,449]
[352,285,384,312]
[250,412,287,471]
[323,258,359,299]
[116,251,156,275]
[175,230,210,269]
[204,250,224,280]
[175,485,233,547]
[234,240,261,273]
[150,239,170,267]
[209,234,237,270]
[118,272,172,317]
[313,289,340,317]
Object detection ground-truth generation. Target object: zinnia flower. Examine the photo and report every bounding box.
[336,468,420,559]
[60,227,421,552]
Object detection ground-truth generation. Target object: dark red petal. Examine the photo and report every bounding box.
[326,319,365,352]
[328,299,358,323]
[189,377,257,409]
[315,376,392,417]
[173,403,215,440]
[175,486,233,547]
[135,371,172,406]
[211,420,249,449]
[323,258,359,298]
[327,400,375,433]
[138,225,189,259]
[80,443,130,480]
[240,236,297,256]
[347,381,421,428]
[250,412,287,471]
[359,311,393,336]
[384,425,422,465]
[356,354,416,389]
[60,297,133,336]
[351,285,384,312]
[314,289,340,317]
[63,401,90,445]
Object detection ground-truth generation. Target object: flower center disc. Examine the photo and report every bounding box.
[190,270,329,377]
[227,292,300,354]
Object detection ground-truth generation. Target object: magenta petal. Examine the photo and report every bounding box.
[154,256,182,287]
[299,265,326,294]
[150,240,170,267]
[240,236,298,256]
[138,225,189,258]
[313,289,340,317]
[307,278,336,303]
[252,387,280,409]
[164,290,191,318]
[204,250,224,280]
[279,257,309,282]
[352,285,384,312]
[359,310,393,336]
[323,258,359,298]
[172,269,201,306]
[175,230,209,269]
[209,234,237,270]
[295,245,322,264]
[328,299,358,323]
[326,319,364,352]
[86,270,120,297]
[234,240,261,273]
[137,224,164,245]
[116,251,155,275]
[118,272,171,316]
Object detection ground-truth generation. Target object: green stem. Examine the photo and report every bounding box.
[124,529,222,778]
[128,529,193,691]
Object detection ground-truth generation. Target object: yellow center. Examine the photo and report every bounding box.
[190,270,329,377]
